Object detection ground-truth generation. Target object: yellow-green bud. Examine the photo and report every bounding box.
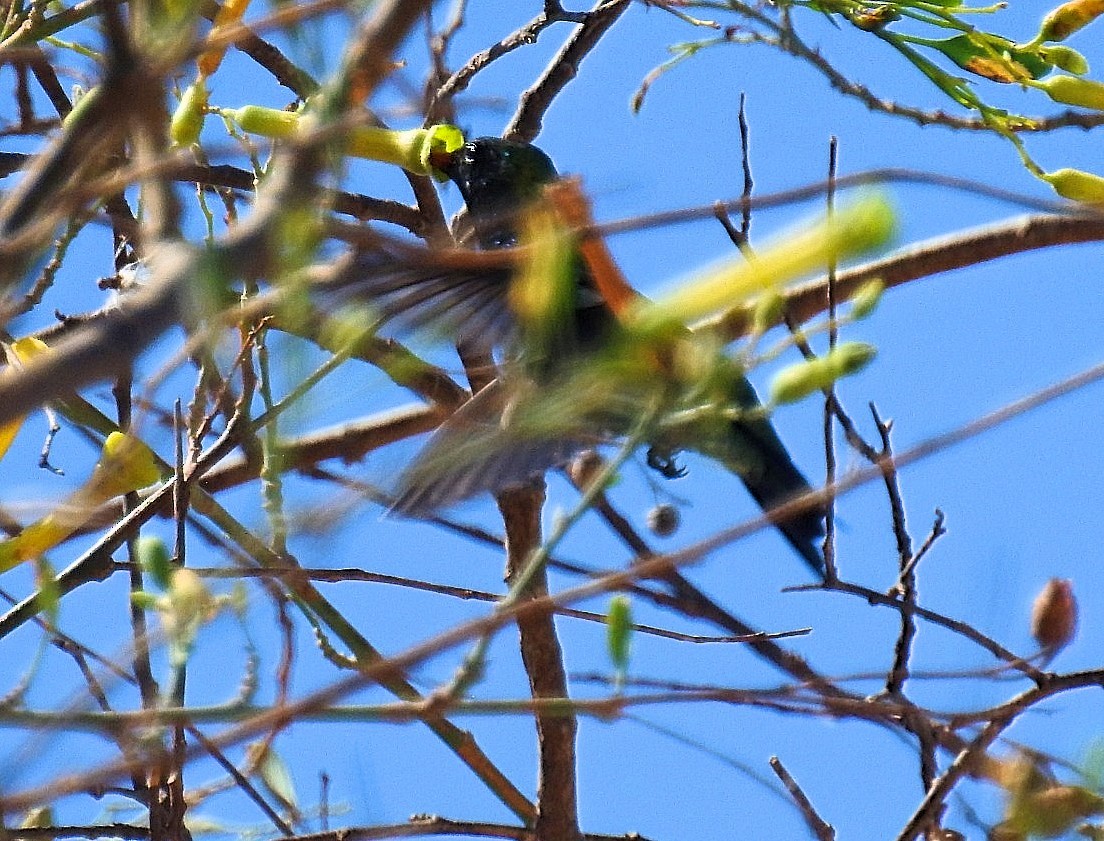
[1038,44,1090,74]
[1037,74,1104,109]
[771,357,835,404]
[9,337,47,361]
[170,80,208,147]
[850,278,885,319]
[130,590,159,610]
[606,595,633,672]
[643,195,894,329]
[1042,167,1104,203]
[137,535,174,591]
[19,808,53,830]
[770,342,876,404]
[928,35,1047,83]
[162,566,214,666]
[168,567,209,624]
[829,341,877,376]
[231,105,301,139]
[0,337,50,460]
[751,289,787,332]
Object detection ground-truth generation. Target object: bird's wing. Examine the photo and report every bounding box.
[390,378,603,516]
[327,240,521,348]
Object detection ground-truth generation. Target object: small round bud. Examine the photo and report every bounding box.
[646,503,680,537]
[1031,577,1078,651]
[569,450,605,491]
[137,536,173,591]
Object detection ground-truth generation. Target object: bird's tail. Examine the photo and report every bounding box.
[717,376,826,574]
[736,452,825,574]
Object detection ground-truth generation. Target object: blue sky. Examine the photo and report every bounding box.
[1,1,1103,839]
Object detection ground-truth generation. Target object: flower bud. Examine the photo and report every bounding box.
[0,430,161,573]
[1031,577,1077,651]
[137,536,174,591]
[61,85,101,130]
[771,357,834,405]
[170,80,208,147]
[770,342,876,404]
[849,6,900,29]
[231,104,301,139]
[641,196,894,331]
[606,595,633,673]
[1042,167,1104,203]
[751,290,787,332]
[927,35,1049,82]
[231,108,463,177]
[1037,74,1104,109]
[1037,0,1104,43]
[0,337,49,461]
[829,341,877,376]
[1038,44,1090,74]
[850,279,885,319]
[569,450,606,491]
[646,503,680,537]
[772,355,830,403]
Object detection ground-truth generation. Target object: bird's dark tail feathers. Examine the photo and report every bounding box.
[718,375,826,574]
[738,461,826,574]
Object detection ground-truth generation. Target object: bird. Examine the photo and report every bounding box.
[349,136,825,573]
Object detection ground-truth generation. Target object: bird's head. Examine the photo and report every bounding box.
[435,137,559,219]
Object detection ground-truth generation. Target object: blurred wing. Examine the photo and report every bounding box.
[329,241,521,348]
[390,379,603,516]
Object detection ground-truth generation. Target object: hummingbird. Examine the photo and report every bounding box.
[352,137,825,573]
